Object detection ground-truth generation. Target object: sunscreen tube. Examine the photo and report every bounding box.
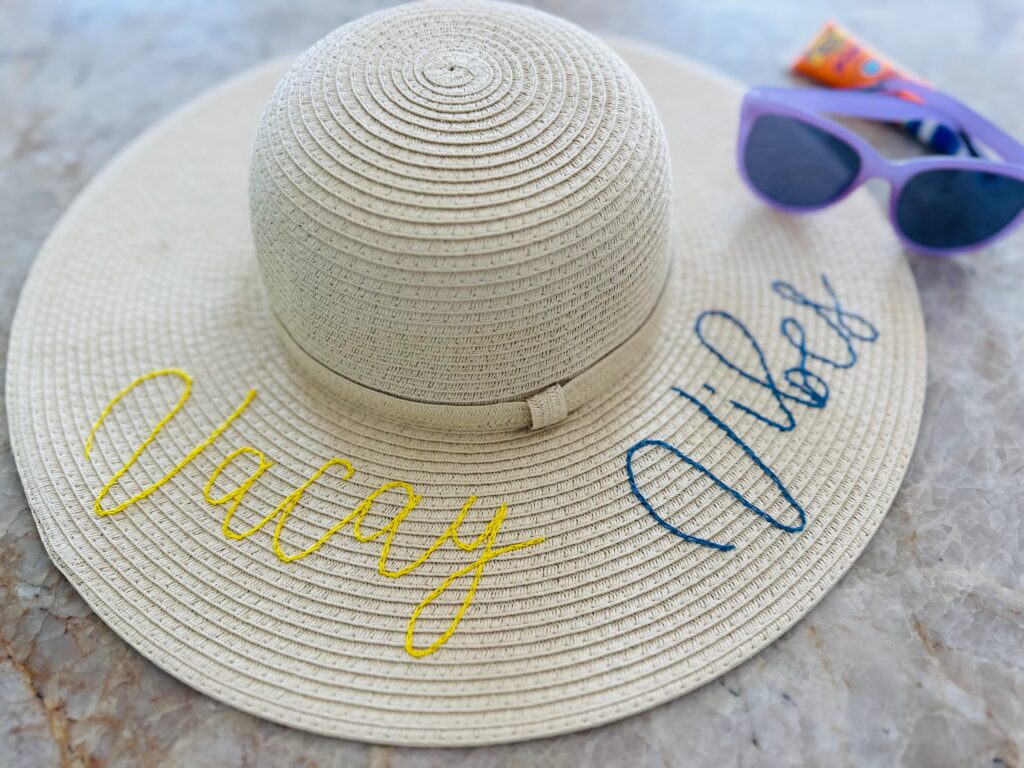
[792,21,961,154]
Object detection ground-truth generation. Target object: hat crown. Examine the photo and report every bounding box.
[250,0,672,409]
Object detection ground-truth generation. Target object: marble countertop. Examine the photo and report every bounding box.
[1,1,1021,765]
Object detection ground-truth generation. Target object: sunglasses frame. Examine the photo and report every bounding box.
[737,79,1024,255]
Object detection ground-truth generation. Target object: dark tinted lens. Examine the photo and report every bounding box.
[743,114,861,207]
[896,168,1024,249]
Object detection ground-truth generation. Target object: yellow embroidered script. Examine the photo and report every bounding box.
[83,368,545,658]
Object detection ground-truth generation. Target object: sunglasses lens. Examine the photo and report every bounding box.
[743,114,861,208]
[896,169,1024,250]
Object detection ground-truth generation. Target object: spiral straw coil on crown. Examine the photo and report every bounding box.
[250,0,673,408]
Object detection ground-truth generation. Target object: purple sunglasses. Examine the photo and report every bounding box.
[738,78,1024,255]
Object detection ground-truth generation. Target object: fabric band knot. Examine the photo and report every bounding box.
[526,384,568,430]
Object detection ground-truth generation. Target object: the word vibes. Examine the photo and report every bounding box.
[626,274,879,551]
[83,369,544,658]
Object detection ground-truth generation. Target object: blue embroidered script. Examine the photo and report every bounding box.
[626,275,879,551]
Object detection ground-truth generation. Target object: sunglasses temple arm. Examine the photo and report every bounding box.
[749,86,962,124]
[881,79,1024,165]
[750,84,1024,165]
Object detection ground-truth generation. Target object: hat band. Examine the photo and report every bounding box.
[271,271,671,432]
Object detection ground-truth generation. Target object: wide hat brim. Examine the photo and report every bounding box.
[7,38,926,745]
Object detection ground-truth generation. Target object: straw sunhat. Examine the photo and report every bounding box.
[7,0,925,746]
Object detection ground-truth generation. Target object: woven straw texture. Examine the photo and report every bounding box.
[250,0,671,412]
[6,1,925,747]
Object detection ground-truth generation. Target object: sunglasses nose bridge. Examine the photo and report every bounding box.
[851,144,890,184]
